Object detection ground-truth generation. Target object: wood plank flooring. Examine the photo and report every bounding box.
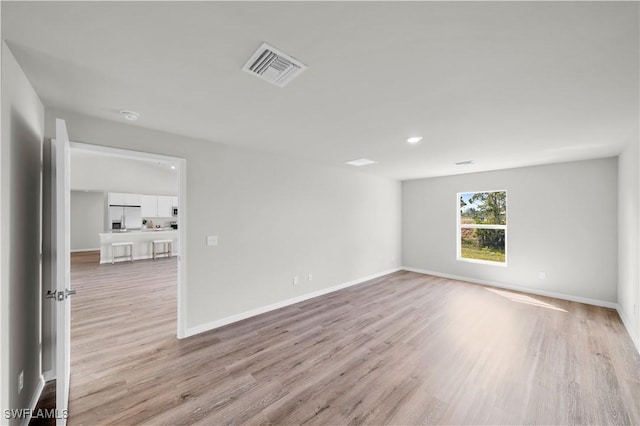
[66,251,640,425]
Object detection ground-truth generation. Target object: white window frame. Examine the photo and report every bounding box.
[457,190,508,267]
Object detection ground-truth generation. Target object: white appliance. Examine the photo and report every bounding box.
[109,205,142,230]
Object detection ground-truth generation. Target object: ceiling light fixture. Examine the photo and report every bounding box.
[120,110,140,121]
[407,136,423,144]
[455,160,474,166]
[170,165,176,170]
[345,158,378,167]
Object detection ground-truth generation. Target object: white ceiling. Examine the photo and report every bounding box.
[70,149,178,194]
[3,1,638,180]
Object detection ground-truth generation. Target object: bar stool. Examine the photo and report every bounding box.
[111,241,134,264]
[152,239,172,260]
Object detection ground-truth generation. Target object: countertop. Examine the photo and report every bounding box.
[99,228,177,236]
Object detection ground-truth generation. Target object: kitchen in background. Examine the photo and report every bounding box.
[108,192,178,231]
[69,148,180,262]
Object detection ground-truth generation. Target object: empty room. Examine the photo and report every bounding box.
[1,1,639,425]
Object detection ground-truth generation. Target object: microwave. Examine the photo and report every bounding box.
[172,206,178,217]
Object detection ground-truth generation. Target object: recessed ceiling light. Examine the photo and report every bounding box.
[407,136,423,144]
[170,165,176,170]
[455,160,474,166]
[345,158,378,167]
[120,110,140,121]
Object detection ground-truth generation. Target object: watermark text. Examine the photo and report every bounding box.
[4,408,69,420]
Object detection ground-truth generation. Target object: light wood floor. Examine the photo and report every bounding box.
[67,251,640,425]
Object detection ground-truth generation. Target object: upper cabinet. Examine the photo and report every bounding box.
[108,192,125,206]
[109,192,177,216]
[109,192,142,206]
[141,195,158,217]
[124,193,142,206]
[157,196,174,217]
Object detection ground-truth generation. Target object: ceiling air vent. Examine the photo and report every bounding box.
[242,42,307,87]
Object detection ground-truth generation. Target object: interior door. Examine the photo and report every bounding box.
[53,118,72,425]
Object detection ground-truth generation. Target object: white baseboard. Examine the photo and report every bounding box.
[184,267,402,338]
[70,248,100,253]
[99,253,178,264]
[20,374,45,426]
[402,267,618,309]
[42,369,54,383]
[616,305,640,354]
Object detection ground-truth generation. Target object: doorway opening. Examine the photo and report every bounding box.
[67,142,187,336]
[57,141,188,422]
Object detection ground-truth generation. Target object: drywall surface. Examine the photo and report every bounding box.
[618,140,640,350]
[44,108,402,330]
[1,43,44,421]
[402,158,618,303]
[70,191,105,250]
[71,149,178,195]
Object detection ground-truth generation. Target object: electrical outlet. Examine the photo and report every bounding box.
[293,276,299,286]
[308,273,313,281]
[538,271,546,280]
[18,370,23,394]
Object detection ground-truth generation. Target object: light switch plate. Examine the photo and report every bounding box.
[207,235,218,246]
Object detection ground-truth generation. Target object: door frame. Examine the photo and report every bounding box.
[68,141,188,338]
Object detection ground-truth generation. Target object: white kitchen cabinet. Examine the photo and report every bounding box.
[124,193,142,206]
[157,196,174,217]
[108,192,125,205]
[141,195,158,217]
[109,192,142,206]
[111,192,176,216]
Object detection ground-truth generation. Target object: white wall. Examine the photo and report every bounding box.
[1,42,44,421]
[0,9,5,417]
[70,191,104,251]
[618,139,640,351]
[402,158,618,304]
[45,108,402,331]
[71,150,178,195]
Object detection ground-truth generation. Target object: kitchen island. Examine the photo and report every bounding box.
[98,229,179,264]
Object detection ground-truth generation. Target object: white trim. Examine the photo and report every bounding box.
[20,374,45,426]
[460,224,506,230]
[70,248,99,253]
[402,267,618,309]
[616,305,640,354]
[176,159,187,339]
[69,142,180,164]
[456,257,508,268]
[184,267,402,338]
[42,369,54,383]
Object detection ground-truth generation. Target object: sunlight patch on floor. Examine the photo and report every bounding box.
[485,288,567,312]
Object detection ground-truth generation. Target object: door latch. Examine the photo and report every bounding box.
[46,289,77,301]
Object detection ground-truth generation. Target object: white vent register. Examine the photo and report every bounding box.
[242,42,307,87]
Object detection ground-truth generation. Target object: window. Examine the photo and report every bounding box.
[457,190,507,265]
